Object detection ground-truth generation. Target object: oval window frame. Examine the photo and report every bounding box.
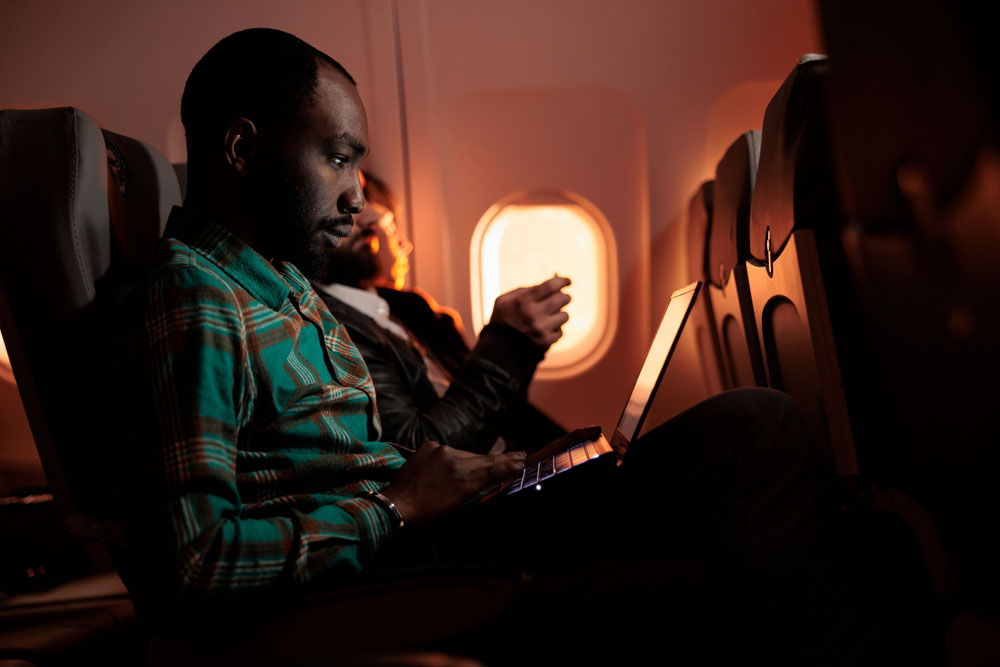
[469,190,618,380]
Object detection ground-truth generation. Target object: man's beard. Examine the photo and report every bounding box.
[321,243,382,287]
[253,164,346,281]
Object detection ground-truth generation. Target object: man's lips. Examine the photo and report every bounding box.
[321,219,355,247]
[326,219,354,238]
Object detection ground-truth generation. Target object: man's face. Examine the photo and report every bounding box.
[320,199,392,288]
[249,62,369,279]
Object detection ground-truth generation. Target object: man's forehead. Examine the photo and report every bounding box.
[309,63,368,146]
[315,60,359,97]
[331,132,367,154]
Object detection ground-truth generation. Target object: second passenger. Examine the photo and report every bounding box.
[311,172,568,454]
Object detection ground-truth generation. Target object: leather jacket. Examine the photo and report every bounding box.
[319,287,565,454]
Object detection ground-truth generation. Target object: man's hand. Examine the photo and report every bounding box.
[380,442,526,526]
[525,426,602,466]
[489,275,571,348]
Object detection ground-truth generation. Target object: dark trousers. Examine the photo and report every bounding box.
[162,388,898,666]
[409,388,896,666]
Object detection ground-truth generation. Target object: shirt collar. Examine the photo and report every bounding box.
[163,206,298,310]
[312,282,413,341]
[314,282,389,319]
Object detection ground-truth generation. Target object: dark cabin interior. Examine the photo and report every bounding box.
[1,0,999,664]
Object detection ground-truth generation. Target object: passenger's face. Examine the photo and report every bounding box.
[251,62,369,279]
[320,200,391,288]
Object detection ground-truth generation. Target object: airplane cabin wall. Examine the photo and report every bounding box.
[0,0,821,473]
[393,0,821,433]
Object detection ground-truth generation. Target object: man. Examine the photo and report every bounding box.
[312,173,566,454]
[114,28,895,665]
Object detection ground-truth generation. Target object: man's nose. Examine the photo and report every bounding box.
[339,174,365,215]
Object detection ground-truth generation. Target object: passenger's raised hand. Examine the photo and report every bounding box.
[379,442,526,526]
[489,275,571,349]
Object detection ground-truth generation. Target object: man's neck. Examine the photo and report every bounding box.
[183,187,262,256]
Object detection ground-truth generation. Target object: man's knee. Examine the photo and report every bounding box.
[679,387,804,435]
[711,386,799,416]
[645,387,814,467]
[719,388,826,475]
[722,388,806,433]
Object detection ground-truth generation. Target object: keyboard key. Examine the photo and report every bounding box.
[523,462,541,486]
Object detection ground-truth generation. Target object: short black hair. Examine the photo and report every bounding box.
[181,28,355,168]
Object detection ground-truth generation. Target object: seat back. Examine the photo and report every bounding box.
[0,107,180,534]
[745,54,861,475]
[683,180,727,396]
[706,130,765,388]
[741,61,974,665]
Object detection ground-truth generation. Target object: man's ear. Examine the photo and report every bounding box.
[224,118,257,175]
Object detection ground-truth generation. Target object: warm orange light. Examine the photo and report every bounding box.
[376,210,412,290]
[471,193,617,379]
[0,327,14,383]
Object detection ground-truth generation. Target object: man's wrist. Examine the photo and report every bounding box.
[474,323,545,378]
[357,490,405,529]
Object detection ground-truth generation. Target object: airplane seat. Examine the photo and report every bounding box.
[683,180,727,396]
[0,110,180,558]
[748,55,957,662]
[685,181,714,282]
[746,54,858,475]
[0,107,153,529]
[0,106,158,665]
[706,130,766,389]
[0,106,521,666]
[170,162,187,200]
[818,0,1000,647]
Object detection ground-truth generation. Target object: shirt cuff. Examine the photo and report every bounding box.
[337,495,397,563]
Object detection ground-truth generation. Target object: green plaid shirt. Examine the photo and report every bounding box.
[118,206,406,610]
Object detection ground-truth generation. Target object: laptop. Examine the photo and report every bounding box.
[502,280,702,496]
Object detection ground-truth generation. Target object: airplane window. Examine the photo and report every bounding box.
[470,191,617,379]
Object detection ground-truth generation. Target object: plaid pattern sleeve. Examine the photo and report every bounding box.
[124,208,406,609]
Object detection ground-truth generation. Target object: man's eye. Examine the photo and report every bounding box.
[329,155,347,167]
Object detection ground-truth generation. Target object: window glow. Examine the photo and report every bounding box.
[0,327,13,383]
[471,193,616,379]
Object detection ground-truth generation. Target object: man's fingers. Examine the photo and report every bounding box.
[528,275,571,301]
[492,277,571,347]
[532,311,569,346]
[538,289,572,314]
[498,286,528,302]
[412,440,441,458]
[482,451,526,484]
[550,311,570,327]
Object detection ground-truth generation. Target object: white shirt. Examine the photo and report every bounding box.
[313,282,451,398]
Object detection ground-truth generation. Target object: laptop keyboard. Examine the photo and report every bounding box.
[504,435,613,495]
